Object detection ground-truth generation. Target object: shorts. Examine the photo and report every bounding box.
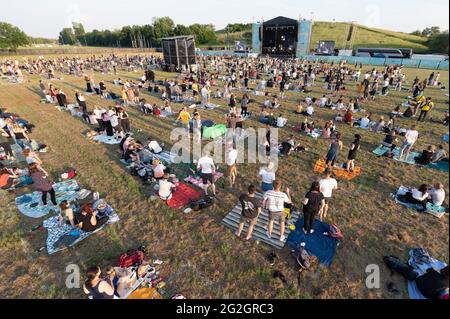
[240,216,258,225]
[201,173,214,185]
[401,141,412,151]
[269,211,286,223]
[226,164,237,177]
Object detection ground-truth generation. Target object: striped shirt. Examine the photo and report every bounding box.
[263,190,289,212]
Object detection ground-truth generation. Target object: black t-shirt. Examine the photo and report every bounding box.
[239,194,261,219]
[415,269,449,299]
[419,150,433,165]
[303,191,324,214]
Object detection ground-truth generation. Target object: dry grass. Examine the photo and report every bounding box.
[0,56,448,299]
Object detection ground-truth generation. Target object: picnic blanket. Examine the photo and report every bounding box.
[373,146,449,172]
[314,159,361,180]
[166,183,202,209]
[306,129,323,139]
[394,186,447,218]
[203,124,227,140]
[93,134,122,145]
[43,200,119,255]
[152,151,178,164]
[221,193,300,250]
[15,180,89,218]
[286,219,338,267]
[407,248,448,299]
[184,172,224,187]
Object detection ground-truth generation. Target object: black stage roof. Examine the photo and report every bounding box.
[263,16,298,27]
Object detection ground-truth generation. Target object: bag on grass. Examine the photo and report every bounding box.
[293,247,311,270]
[119,247,146,268]
[189,196,214,211]
[329,224,344,240]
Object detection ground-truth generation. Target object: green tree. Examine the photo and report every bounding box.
[174,24,191,37]
[72,22,86,45]
[152,17,175,43]
[0,22,30,51]
[58,28,76,45]
[427,30,449,53]
[189,24,217,45]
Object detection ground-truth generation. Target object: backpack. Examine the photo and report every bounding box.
[292,247,311,270]
[329,224,344,240]
[189,197,214,211]
[118,247,146,268]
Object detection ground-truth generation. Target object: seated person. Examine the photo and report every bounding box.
[78,203,109,232]
[321,122,332,139]
[391,105,403,117]
[58,200,79,227]
[357,115,371,129]
[295,103,303,115]
[104,263,152,298]
[302,105,314,116]
[404,184,430,211]
[431,145,448,163]
[344,110,353,124]
[0,168,18,190]
[403,106,413,118]
[428,183,446,207]
[415,146,435,165]
[147,138,163,154]
[382,131,398,151]
[83,266,115,299]
[430,111,449,126]
[152,158,169,180]
[276,114,287,128]
[370,117,385,132]
[158,173,177,201]
[334,113,344,123]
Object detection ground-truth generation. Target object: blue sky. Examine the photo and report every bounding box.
[1,0,449,38]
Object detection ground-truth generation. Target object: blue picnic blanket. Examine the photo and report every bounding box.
[287,219,338,267]
[15,180,86,218]
[443,134,449,143]
[394,186,447,218]
[373,146,449,172]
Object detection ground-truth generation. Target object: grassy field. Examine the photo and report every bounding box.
[0,56,448,299]
[214,21,430,52]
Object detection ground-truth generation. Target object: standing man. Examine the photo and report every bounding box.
[225,143,238,188]
[399,125,419,162]
[263,180,292,242]
[176,107,192,138]
[319,170,338,221]
[197,151,216,197]
[418,97,434,122]
[236,185,262,241]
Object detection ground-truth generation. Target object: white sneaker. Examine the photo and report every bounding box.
[266,231,271,239]
[280,235,286,242]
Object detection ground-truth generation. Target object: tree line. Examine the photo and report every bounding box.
[410,26,449,54]
[58,17,219,48]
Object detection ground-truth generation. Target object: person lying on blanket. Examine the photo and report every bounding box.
[384,258,449,299]
[83,266,116,299]
[158,173,177,201]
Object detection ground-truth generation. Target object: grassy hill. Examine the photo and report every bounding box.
[213,21,431,53]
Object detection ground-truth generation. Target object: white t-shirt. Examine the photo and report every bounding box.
[319,178,338,198]
[153,164,166,179]
[197,156,215,174]
[259,169,275,184]
[306,106,314,115]
[226,149,238,166]
[360,117,370,128]
[159,180,174,199]
[263,190,289,212]
[405,129,419,145]
[148,141,162,154]
[430,188,445,206]
[276,117,286,128]
[110,115,119,127]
